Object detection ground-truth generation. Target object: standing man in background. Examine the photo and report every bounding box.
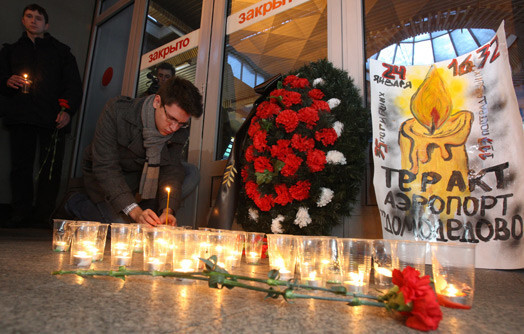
[0,4,83,228]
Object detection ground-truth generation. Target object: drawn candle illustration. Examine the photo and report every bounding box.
[399,66,473,200]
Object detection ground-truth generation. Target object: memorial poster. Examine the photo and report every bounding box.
[370,22,524,269]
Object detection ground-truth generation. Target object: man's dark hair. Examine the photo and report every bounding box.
[158,77,203,118]
[23,4,49,24]
[157,62,176,76]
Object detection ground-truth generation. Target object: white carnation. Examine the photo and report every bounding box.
[317,188,334,207]
[326,150,347,165]
[327,98,341,109]
[294,207,312,228]
[333,121,344,137]
[271,215,285,234]
[248,207,259,221]
[313,78,325,87]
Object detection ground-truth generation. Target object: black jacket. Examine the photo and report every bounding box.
[0,32,82,129]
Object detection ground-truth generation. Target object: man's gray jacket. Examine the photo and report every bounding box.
[83,96,187,215]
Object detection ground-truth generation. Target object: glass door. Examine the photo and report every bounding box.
[193,0,331,228]
[136,0,204,226]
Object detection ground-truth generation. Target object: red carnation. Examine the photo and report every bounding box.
[241,165,249,182]
[289,180,311,201]
[315,128,338,146]
[281,154,302,177]
[404,290,443,331]
[253,130,269,151]
[245,181,259,200]
[256,101,281,119]
[392,267,443,331]
[58,98,70,109]
[291,134,315,152]
[311,99,330,112]
[298,107,319,128]
[283,75,309,89]
[274,184,292,206]
[270,89,302,107]
[283,75,299,86]
[254,156,273,173]
[270,139,293,160]
[245,145,255,162]
[308,88,324,100]
[306,149,326,172]
[276,109,299,133]
[247,121,261,138]
[254,194,274,211]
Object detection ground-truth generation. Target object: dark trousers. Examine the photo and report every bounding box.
[9,124,65,222]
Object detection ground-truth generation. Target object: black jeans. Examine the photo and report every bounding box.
[9,124,65,221]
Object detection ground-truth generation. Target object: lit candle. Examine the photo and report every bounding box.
[73,251,92,268]
[436,282,472,309]
[344,270,366,293]
[399,66,473,218]
[113,242,132,266]
[21,73,31,93]
[133,238,143,253]
[54,241,67,252]
[307,271,321,287]
[374,264,393,286]
[115,254,132,266]
[147,257,163,272]
[246,251,260,265]
[165,187,171,225]
[174,259,195,273]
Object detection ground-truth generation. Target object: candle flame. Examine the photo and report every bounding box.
[23,73,28,79]
[410,66,452,134]
[166,187,170,193]
[308,271,317,280]
[374,266,393,277]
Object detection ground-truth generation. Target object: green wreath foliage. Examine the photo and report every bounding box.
[236,59,371,235]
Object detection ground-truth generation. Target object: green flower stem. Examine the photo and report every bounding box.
[53,268,384,306]
[286,291,386,307]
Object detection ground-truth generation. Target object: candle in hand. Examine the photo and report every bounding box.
[21,73,31,93]
[165,187,171,225]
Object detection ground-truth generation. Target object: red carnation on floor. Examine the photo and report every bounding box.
[391,267,443,332]
[276,109,299,133]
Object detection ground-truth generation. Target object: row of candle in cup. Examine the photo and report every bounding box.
[267,234,476,309]
[53,220,267,272]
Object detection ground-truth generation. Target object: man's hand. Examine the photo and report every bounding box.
[6,75,25,89]
[56,111,70,129]
[129,206,162,226]
[159,209,177,226]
